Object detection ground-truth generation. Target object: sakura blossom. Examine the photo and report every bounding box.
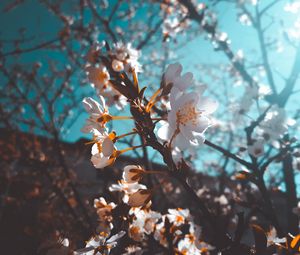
[158,87,218,150]
[122,165,145,183]
[90,132,117,169]
[81,96,109,133]
[247,139,265,158]
[86,65,110,90]
[74,231,125,255]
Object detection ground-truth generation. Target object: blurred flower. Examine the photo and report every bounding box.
[110,42,142,72]
[284,2,300,14]
[86,65,110,90]
[239,13,252,26]
[112,59,124,72]
[167,208,190,226]
[128,189,152,207]
[75,231,125,255]
[260,106,287,140]
[163,62,183,86]
[94,197,116,222]
[267,227,286,247]
[109,181,147,204]
[122,165,145,183]
[129,208,161,241]
[247,139,264,158]
[163,18,182,38]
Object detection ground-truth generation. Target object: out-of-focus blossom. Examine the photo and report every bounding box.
[163,18,182,38]
[284,2,300,14]
[128,189,152,207]
[260,106,287,140]
[109,181,147,204]
[267,227,286,247]
[247,139,264,158]
[75,231,125,255]
[110,42,142,72]
[239,13,252,26]
[112,59,124,72]
[94,197,116,222]
[129,208,161,241]
[122,165,145,183]
[287,18,300,40]
[86,65,110,90]
[167,208,190,226]
[163,62,183,86]
[122,246,143,255]
[237,0,257,5]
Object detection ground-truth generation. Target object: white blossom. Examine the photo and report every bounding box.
[91,132,117,169]
[75,231,125,255]
[158,88,218,150]
[247,139,264,158]
[81,96,109,133]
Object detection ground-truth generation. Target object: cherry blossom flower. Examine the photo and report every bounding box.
[109,42,141,72]
[239,13,252,26]
[247,139,264,158]
[86,65,110,90]
[163,18,182,38]
[123,246,142,255]
[91,132,117,169]
[94,197,116,222]
[122,165,145,183]
[167,208,191,226]
[128,189,152,207]
[158,89,218,150]
[81,96,110,133]
[75,231,125,255]
[267,227,286,247]
[163,63,182,86]
[112,59,124,72]
[260,106,287,140]
[109,181,147,204]
[129,208,161,241]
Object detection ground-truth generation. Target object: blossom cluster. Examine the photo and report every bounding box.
[73,36,298,254]
[74,42,221,253]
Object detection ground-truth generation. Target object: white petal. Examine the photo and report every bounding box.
[91,154,111,168]
[157,122,172,141]
[102,137,114,157]
[199,96,218,114]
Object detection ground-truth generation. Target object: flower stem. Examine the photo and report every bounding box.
[144,170,167,175]
[119,144,146,154]
[111,116,134,120]
[115,131,137,140]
